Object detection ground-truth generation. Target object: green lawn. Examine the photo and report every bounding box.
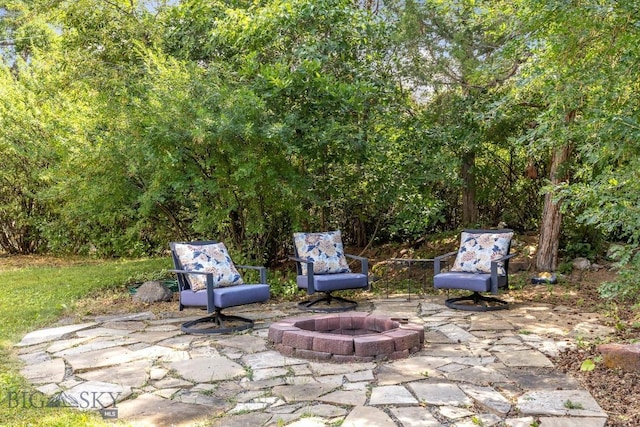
[0,257,171,426]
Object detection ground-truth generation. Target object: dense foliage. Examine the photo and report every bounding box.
[1,0,639,299]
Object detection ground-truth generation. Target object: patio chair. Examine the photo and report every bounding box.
[433,229,515,312]
[170,241,270,334]
[291,230,369,312]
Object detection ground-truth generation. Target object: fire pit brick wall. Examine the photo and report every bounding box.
[268,313,425,363]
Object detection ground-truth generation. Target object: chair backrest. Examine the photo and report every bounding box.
[464,228,513,234]
[169,240,219,291]
[462,228,513,244]
[463,228,514,257]
[292,231,352,276]
[462,229,513,278]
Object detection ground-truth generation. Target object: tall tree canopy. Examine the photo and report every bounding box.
[510,0,640,293]
[3,0,413,261]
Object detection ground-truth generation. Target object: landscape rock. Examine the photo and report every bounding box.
[598,343,640,372]
[572,257,592,271]
[132,281,173,303]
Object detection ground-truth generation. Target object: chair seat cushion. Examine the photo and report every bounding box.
[297,273,368,292]
[434,272,492,293]
[215,284,270,308]
[180,284,270,309]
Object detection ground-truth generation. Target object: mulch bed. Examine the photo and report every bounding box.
[553,345,640,426]
[514,269,640,426]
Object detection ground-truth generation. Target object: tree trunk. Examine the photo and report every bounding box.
[461,151,478,225]
[536,144,571,272]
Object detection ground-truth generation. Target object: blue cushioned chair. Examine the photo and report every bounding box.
[433,229,515,312]
[170,241,270,334]
[291,232,369,312]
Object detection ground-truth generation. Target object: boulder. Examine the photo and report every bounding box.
[598,343,640,372]
[133,281,173,303]
[590,262,603,271]
[572,257,591,271]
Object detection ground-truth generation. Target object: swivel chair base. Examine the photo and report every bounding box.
[445,292,508,312]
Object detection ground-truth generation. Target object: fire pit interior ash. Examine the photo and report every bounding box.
[268,312,424,362]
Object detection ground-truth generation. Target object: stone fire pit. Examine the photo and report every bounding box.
[268,312,424,363]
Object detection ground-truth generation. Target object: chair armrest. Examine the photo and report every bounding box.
[345,254,369,288]
[236,265,267,284]
[169,269,216,313]
[489,253,517,293]
[433,251,458,275]
[169,268,213,287]
[169,268,210,275]
[289,256,314,274]
[492,253,517,263]
[490,253,517,273]
[289,256,315,294]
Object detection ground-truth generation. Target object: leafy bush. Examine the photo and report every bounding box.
[599,251,640,303]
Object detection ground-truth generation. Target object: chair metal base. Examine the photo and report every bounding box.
[445,292,509,312]
[181,312,254,334]
[298,294,357,312]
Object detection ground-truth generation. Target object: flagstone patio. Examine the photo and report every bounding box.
[15,296,613,426]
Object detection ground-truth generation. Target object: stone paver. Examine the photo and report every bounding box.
[460,384,511,415]
[439,405,474,419]
[76,359,152,388]
[408,381,473,406]
[376,355,447,385]
[434,323,477,342]
[343,405,397,427]
[494,348,554,367]
[13,296,613,426]
[117,393,226,425]
[369,385,418,405]
[169,355,245,382]
[444,365,509,385]
[63,346,144,371]
[63,380,132,409]
[389,406,442,427]
[20,358,66,384]
[17,322,97,346]
[320,389,368,406]
[517,390,607,417]
[272,383,338,402]
[526,417,606,427]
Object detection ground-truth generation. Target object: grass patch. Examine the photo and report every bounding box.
[0,257,171,342]
[0,256,171,426]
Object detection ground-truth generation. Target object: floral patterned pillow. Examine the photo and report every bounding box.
[450,231,513,275]
[293,231,351,275]
[174,242,243,291]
